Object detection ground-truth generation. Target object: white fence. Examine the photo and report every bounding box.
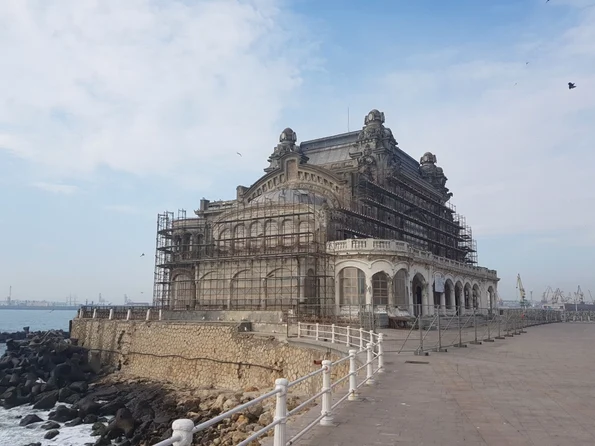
[152,324,384,446]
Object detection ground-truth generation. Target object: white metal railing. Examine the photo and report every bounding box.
[151,323,384,446]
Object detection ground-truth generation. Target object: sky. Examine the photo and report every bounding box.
[0,0,594,305]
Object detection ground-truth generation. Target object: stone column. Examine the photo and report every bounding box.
[387,277,395,308]
[422,284,431,316]
[449,287,455,314]
[335,275,341,315]
[408,282,415,316]
[440,292,446,315]
[365,274,373,307]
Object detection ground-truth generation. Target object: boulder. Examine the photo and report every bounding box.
[49,404,79,422]
[19,414,43,426]
[33,390,58,410]
[41,421,61,430]
[65,417,83,427]
[44,429,60,440]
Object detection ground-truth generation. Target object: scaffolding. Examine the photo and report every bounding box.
[153,190,335,319]
[330,176,473,263]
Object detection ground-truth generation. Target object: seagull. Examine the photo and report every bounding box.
[236,152,242,157]
[526,62,529,65]
[568,82,576,90]
[140,253,145,257]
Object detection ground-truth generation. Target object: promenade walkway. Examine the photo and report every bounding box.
[285,323,595,446]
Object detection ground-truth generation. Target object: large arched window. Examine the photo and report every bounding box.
[233,224,246,251]
[372,272,389,306]
[339,267,365,306]
[281,219,294,246]
[249,221,262,249]
[264,220,278,248]
[172,274,195,310]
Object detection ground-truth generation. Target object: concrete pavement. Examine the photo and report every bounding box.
[285,323,595,446]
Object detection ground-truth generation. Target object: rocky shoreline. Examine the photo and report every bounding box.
[0,330,306,446]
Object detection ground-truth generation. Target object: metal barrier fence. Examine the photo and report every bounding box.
[151,323,383,446]
[386,305,562,355]
[562,310,595,322]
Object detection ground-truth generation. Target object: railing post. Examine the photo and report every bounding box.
[320,360,334,426]
[378,333,385,373]
[297,322,301,338]
[171,419,194,446]
[273,378,288,446]
[126,309,132,321]
[159,309,163,321]
[78,308,83,319]
[369,329,374,345]
[366,343,375,385]
[346,326,350,347]
[108,308,114,320]
[146,309,151,321]
[92,308,97,319]
[331,324,336,343]
[315,323,319,341]
[359,328,364,350]
[348,349,359,401]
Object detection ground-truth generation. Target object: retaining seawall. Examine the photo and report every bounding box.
[71,319,349,394]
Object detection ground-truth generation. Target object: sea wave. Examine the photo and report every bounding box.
[0,404,96,446]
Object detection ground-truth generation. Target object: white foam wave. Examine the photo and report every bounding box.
[0,404,99,446]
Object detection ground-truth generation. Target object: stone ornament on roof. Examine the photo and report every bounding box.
[265,127,308,172]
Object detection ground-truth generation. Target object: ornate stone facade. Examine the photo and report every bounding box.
[154,110,499,318]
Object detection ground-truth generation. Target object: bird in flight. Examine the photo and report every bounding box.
[568,82,576,90]
[237,152,242,157]
[140,253,145,257]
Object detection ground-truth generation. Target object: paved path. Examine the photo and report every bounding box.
[288,323,595,446]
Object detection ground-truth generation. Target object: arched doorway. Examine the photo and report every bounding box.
[472,284,481,309]
[411,273,426,316]
[464,283,472,310]
[445,279,455,311]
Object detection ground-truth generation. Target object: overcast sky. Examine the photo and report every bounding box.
[0,0,593,305]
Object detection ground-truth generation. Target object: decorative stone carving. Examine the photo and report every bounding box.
[418,151,452,200]
[265,127,308,172]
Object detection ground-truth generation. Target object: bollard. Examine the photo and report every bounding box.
[346,326,350,347]
[146,309,151,321]
[108,309,114,320]
[366,343,375,385]
[348,349,359,401]
[320,360,334,426]
[126,309,132,321]
[378,333,385,373]
[297,322,301,338]
[92,308,97,319]
[315,323,319,341]
[159,309,163,321]
[331,324,336,343]
[171,419,194,446]
[273,378,288,446]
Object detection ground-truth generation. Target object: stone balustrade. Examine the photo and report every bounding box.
[326,239,498,279]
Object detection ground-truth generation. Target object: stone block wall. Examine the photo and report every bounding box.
[71,319,349,395]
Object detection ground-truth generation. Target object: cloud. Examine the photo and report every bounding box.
[103,204,140,214]
[367,4,595,240]
[31,182,79,194]
[0,0,314,182]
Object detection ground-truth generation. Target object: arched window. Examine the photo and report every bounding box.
[264,220,278,248]
[250,221,262,249]
[281,219,294,246]
[233,224,246,250]
[339,267,365,306]
[394,269,408,308]
[372,272,389,306]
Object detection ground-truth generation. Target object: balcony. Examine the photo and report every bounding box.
[326,239,498,279]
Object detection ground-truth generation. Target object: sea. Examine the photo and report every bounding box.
[0,309,96,446]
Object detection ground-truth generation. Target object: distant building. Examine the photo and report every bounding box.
[153,110,499,319]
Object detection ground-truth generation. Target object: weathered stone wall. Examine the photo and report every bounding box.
[71,319,349,395]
